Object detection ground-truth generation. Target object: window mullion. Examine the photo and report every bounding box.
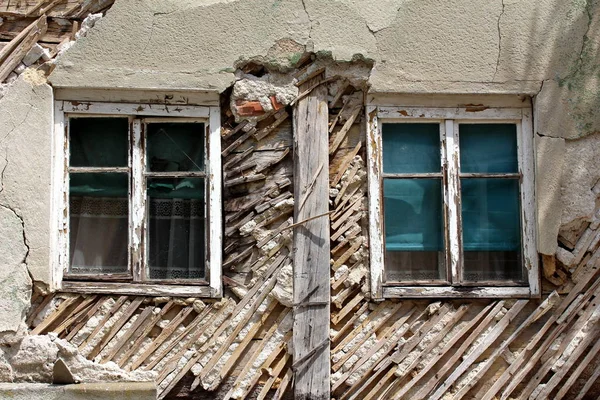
[445,120,462,284]
[130,118,146,282]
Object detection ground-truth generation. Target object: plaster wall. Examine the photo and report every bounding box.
[0,71,53,322]
[0,0,598,396]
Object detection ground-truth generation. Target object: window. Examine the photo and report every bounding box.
[366,105,538,299]
[51,101,222,297]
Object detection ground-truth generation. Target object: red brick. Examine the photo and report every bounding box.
[235,100,265,116]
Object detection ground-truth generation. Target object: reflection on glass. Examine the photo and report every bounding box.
[459,124,518,173]
[147,178,205,280]
[69,173,128,274]
[147,123,205,172]
[461,178,523,281]
[382,123,440,173]
[384,178,445,281]
[70,118,128,167]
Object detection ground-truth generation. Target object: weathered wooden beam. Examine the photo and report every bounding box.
[293,75,330,400]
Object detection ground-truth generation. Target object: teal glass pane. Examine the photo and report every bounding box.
[70,118,128,167]
[69,173,128,274]
[382,123,440,173]
[459,124,518,173]
[70,173,128,197]
[461,178,521,251]
[384,178,445,281]
[461,178,523,282]
[384,178,444,251]
[147,178,205,280]
[147,177,205,200]
[147,123,205,172]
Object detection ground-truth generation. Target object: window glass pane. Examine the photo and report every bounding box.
[384,178,445,281]
[382,123,440,173]
[69,173,128,274]
[70,118,128,167]
[459,124,518,173]
[147,123,205,172]
[147,178,205,280]
[461,178,523,281]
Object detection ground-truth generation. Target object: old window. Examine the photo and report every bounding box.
[366,104,538,299]
[51,101,222,297]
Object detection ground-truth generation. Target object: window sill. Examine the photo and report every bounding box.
[382,285,535,299]
[61,281,217,298]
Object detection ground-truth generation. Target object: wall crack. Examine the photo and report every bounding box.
[493,0,505,81]
[0,203,30,266]
[301,0,312,40]
[0,150,7,194]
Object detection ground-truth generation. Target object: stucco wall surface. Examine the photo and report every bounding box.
[49,0,587,94]
[0,71,53,303]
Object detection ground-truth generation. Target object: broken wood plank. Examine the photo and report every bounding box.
[272,367,293,400]
[0,15,47,82]
[209,301,281,389]
[88,296,144,360]
[52,295,98,336]
[27,294,54,328]
[221,120,248,140]
[197,275,281,382]
[65,296,110,342]
[101,305,154,363]
[329,105,362,155]
[428,300,528,400]
[331,292,364,325]
[224,173,266,187]
[141,304,213,371]
[451,294,557,400]
[412,301,506,400]
[129,305,194,370]
[78,296,128,351]
[31,295,79,335]
[256,352,291,400]
[223,146,253,171]
[117,300,176,368]
[221,128,256,157]
[255,111,289,141]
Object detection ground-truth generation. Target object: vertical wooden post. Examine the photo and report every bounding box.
[293,79,330,400]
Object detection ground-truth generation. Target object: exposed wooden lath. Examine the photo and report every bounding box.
[0,0,115,85]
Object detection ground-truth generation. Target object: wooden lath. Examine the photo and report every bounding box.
[0,0,116,84]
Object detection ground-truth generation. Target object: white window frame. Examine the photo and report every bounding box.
[50,101,222,297]
[366,105,538,299]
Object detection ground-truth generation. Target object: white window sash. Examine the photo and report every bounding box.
[51,101,222,298]
[367,105,538,299]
